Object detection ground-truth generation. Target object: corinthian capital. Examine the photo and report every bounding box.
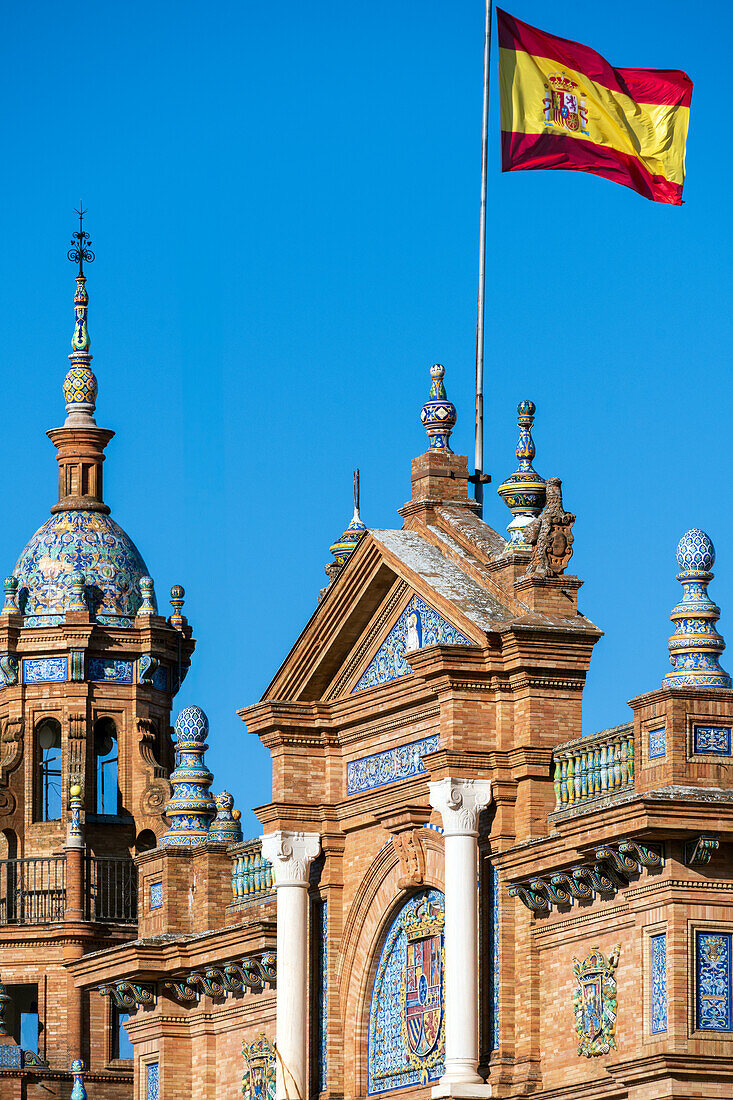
[260,830,321,887]
[429,777,492,837]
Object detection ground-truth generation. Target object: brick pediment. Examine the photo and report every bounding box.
[262,529,510,703]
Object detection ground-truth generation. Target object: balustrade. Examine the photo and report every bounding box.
[553,723,635,810]
[230,840,274,903]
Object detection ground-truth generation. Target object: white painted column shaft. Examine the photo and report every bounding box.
[261,830,321,1100]
[429,778,492,1098]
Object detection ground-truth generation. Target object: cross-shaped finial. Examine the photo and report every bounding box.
[67,202,95,275]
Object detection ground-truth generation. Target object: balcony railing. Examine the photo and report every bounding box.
[0,856,66,924]
[85,856,137,923]
[0,855,137,925]
[231,840,274,904]
[553,723,635,812]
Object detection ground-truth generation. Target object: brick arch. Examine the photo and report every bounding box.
[339,831,444,1099]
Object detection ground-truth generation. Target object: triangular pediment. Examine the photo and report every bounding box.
[346,591,472,695]
[263,526,512,704]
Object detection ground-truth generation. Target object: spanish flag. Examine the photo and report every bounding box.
[498,9,692,204]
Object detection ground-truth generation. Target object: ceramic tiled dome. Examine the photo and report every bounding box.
[13,510,154,628]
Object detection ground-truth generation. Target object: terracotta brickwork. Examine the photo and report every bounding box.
[11,332,733,1100]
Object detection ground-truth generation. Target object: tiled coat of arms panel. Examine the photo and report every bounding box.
[367,888,445,1094]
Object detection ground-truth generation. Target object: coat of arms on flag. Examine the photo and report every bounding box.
[572,946,620,1057]
[543,74,589,135]
[400,897,445,1082]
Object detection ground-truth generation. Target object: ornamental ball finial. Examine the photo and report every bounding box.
[170,584,187,629]
[664,527,731,688]
[162,705,215,847]
[420,363,457,452]
[69,785,82,798]
[676,528,715,573]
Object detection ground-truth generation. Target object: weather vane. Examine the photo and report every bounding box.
[67,203,95,275]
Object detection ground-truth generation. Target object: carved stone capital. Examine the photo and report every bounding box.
[428,777,491,837]
[260,830,320,888]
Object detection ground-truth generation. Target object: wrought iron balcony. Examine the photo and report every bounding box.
[552,722,635,813]
[0,855,137,925]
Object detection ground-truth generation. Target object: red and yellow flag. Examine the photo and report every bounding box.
[498,9,692,204]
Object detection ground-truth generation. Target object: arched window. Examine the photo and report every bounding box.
[36,719,62,821]
[94,718,119,815]
[367,888,445,1095]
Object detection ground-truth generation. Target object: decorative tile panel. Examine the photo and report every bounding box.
[146,1062,159,1100]
[87,657,134,684]
[346,734,440,796]
[353,594,472,693]
[648,727,666,760]
[693,725,732,756]
[651,933,667,1033]
[697,931,732,1031]
[367,889,445,1094]
[149,882,163,910]
[491,863,499,1050]
[319,900,328,1092]
[0,1045,21,1067]
[23,656,67,684]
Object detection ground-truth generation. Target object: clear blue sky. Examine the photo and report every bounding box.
[2,2,729,835]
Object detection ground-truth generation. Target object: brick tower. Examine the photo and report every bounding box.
[0,215,194,1095]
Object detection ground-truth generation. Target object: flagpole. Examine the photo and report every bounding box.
[474,0,492,515]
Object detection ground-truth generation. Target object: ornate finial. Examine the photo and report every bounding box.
[169,585,187,629]
[497,400,546,546]
[70,1059,87,1100]
[664,529,731,688]
[321,470,367,598]
[67,784,84,848]
[2,577,18,615]
[64,206,98,426]
[66,572,87,612]
[138,576,157,615]
[160,706,216,847]
[208,791,243,844]
[420,364,457,452]
[67,205,95,277]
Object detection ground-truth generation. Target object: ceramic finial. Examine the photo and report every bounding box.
[664,529,731,688]
[138,576,157,615]
[70,1059,87,1100]
[420,364,457,452]
[67,784,84,848]
[160,706,215,847]
[64,206,98,427]
[2,577,18,615]
[497,400,546,547]
[66,572,87,612]
[169,585,186,629]
[208,791,243,844]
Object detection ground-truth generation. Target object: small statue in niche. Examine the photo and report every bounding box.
[524,476,575,576]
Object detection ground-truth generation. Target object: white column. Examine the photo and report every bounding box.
[429,778,492,1098]
[261,829,321,1100]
